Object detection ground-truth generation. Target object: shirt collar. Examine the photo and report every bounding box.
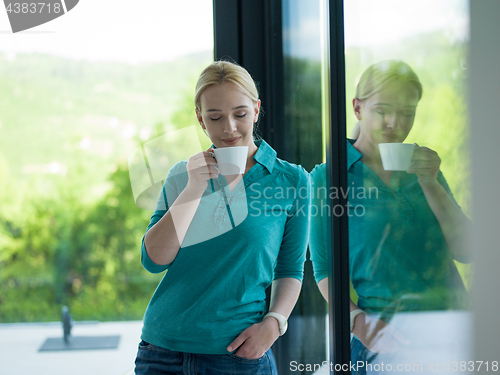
[253,139,276,173]
[211,139,276,173]
[347,138,362,170]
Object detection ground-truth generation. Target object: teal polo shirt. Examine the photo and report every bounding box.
[309,139,466,314]
[140,139,310,354]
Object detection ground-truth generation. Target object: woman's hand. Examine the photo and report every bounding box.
[227,317,280,359]
[352,313,410,354]
[406,144,441,186]
[185,148,219,193]
[406,144,472,262]
[226,278,300,359]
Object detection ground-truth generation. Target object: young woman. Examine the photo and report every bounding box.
[309,60,470,373]
[134,61,310,375]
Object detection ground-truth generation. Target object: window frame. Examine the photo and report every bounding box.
[213,0,350,373]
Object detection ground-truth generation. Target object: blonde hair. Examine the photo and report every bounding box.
[351,60,423,139]
[194,61,260,113]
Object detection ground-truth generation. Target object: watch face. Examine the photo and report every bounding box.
[266,312,287,335]
[282,319,288,335]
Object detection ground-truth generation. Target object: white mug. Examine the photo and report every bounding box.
[213,146,248,175]
[378,143,416,171]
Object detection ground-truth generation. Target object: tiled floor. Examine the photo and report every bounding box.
[0,320,143,375]
[0,311,473,375]
[312,310,473,375]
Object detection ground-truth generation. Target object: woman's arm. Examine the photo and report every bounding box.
[318,277,409,353]
[318,278,370,343]
[144,149,219,265]
[317,276,329,302]
[227,278,302,359]
[419,180,471,262]
[318,278,361,315]
[267,277,303,325]
[144,188,203,265]
[407,146,472,263]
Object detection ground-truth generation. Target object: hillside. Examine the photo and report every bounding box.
[0,51,212,182]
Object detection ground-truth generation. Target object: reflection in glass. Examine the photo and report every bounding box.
[279,0,326,372]
[311,58,472,373]
[311,2,473,372]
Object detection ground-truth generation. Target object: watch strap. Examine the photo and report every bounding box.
[350,309,364,332]
[265,312,288,336]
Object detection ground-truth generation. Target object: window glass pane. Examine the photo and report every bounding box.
[0,1,213,373]
[282,0,327,373]
[343,0,471,371]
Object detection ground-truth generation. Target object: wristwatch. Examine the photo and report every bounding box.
[350,309,364,332]
[265,312,288,336]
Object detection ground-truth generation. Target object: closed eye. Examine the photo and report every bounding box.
[210,117,222,121]
[235,113,247,118]
[402,112,415,117]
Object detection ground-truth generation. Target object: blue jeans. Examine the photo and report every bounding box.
[134,340,278,375]
[351,336,377,375]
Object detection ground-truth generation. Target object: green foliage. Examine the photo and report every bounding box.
[0,52,212,322]
[0,51,212,181]
[344,30,470,216]
[344,30,472,289]
[0,155,163,322]
[283,57,323,172]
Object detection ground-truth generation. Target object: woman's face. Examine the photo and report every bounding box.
[354,81,420,146]
[196,81,260,149]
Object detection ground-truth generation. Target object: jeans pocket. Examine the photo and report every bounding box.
[227,352,266,364]
[138,340,153,350]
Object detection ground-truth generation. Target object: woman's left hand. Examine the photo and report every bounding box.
[227,317,280,359]
[406,144,441,186]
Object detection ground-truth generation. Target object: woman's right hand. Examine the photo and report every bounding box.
[352,313,410,354]
[185,148,220,193]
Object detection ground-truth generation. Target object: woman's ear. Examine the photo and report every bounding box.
[253,99,261,123]
[196,108,206,129]
[353,98,363,121]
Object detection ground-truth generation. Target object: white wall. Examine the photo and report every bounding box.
[470,0,500,370]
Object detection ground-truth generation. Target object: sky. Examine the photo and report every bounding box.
[0,0,214,64]
[0,0,468,63]
[283,0,468,60]
[344,0,469,47]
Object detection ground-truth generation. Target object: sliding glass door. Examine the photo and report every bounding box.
[213,1,472,374]
[337,0,472,373]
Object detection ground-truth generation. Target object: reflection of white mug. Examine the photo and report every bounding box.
[378,143,416,171]
[213,146,248,175]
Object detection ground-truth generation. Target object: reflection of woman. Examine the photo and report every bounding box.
[309,60,469,369]
[134,61,310,375]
